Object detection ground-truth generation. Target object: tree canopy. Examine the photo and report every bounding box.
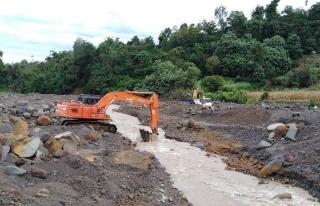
[1,0,320,96]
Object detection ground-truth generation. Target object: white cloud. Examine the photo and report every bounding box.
[0,0,317,63]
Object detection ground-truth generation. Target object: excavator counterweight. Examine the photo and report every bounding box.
[55,91,160,135]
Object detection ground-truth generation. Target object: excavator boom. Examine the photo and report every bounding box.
[55,91,160,134]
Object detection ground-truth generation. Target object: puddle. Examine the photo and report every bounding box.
[107,105,319,206]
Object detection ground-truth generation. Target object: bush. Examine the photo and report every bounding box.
[260,91,269,101]
[201,75,224,92]
[308,100,319,109]
[205,90,247,104]
[221,79,258,92]
[272,75,289,87]
[167,88,192,100]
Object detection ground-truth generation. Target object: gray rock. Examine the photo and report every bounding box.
[268,132,275,141]
[36,188,50,198]
[272,193,292,200]
[285,123,298,141]
[23,112,32,119]
[5,153,19,164]
[17,101,28,106]
[191,142,205,150]
[0,165,27,176]
[267,123,285,131]
[1,145,10,162]
[54,132,80,145]
[40,133,51,143]
[0,122,13,133]
[292,112,300,117]
[65,155,82,169]
[256,140,272,149]
[31,166,48,179]
[32,110,44,118]
[63,142,78,155]
[36,145,49,159]
[15,158,27,167]
[11,136,41,158]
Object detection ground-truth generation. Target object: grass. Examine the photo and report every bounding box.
[222,79,259,92]
[297,54,320,68]
[0,87,9,92]
[246,90,320,102]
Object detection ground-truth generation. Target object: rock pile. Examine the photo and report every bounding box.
[267,122,299,142]
[0,114,100,180]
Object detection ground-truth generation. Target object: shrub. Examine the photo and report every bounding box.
[260,91,269,101]
[272,75,289,87]
[293,68,312,88]
[201,75,224,92]
[205,90,247,104]
[167,88,192,100]
[308,100,319,109]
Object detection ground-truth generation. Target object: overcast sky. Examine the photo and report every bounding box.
[0,0,318,63]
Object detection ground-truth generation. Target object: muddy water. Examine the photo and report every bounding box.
[107,105,319,206]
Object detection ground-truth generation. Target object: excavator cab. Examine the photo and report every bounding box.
[77,94,102,105]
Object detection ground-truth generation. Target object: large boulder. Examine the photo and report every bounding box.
[63,142,78,155]
[259,160,282,177]
[285,123,298,141]
[187,118,202,130]
[44,138,64,154]
[54,132,80,145]
[36,115,52,126]
[0,165,27,176]
[274,125,289,138]
[11,117,29,141]
[256,140,272,149]
[267,123,285,131]
[114,150,155,170]
[30,166,48,179]
[1,145,10,161]
[0,122,13,134]
[83,131,102,142]
[11,136,41,158]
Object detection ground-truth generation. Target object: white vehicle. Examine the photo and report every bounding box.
[194,97,214,109]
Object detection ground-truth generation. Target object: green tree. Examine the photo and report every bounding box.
[265,0,280,20]
[227,11,248,36]
[73,38,96,85]
[205,55,220,75]
[286,33,303,60]
[201,75,224,92]
[143,61,200,95]
[0,51,6,88]
[215,5,228,31]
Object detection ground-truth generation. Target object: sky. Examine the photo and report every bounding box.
[0,0,318,63]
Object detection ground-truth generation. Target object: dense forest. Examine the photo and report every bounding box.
[0,0,320,101]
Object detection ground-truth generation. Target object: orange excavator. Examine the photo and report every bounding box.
[55,91,160,135]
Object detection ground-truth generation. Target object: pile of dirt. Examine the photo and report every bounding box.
[0,93,190,206]
[198,106,271,126]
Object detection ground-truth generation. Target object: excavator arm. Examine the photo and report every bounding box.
[95,91,160,134]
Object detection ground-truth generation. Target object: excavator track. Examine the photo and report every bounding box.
[61,119,117,133]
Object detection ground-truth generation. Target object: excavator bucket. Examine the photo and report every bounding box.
[140,129,151,142]
[139,129,158,142]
